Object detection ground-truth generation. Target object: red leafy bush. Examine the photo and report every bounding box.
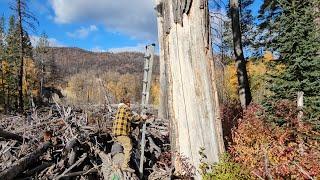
[228,103,320,179]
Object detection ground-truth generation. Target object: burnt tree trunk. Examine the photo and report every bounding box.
[155,0,224,178]
[230,0,252,108]
[17,0,24,111]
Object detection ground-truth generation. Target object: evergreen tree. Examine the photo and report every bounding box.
[0,16,6,108]
[6,15,20,110]
[268,0,320,122]
[255,0,281,54]
[239,0,254,49]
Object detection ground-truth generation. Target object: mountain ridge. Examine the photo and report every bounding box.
[42,47,159,78]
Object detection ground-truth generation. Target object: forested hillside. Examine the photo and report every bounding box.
[34,47,160,105]
[38,47,159,85]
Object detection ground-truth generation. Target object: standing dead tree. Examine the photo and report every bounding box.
[156,0,224,178]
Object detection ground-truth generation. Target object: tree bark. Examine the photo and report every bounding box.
[230,0,252,108]
[156,0,224,178]
[156,0,168,120]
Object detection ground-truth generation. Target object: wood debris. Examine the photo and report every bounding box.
[0,103,171,179]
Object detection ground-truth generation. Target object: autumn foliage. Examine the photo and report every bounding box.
[223,51,274,104]
[228,103,320,179]
[64,70,160,106]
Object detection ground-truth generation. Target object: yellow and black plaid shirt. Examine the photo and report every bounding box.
[112,104,140,136]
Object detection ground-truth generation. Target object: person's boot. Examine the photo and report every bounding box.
[121,165,135,173]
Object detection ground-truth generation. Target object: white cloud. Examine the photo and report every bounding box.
[107,44,146,53]
[49,0,157,40]
[30,35,65,47]
[67,25,98,39]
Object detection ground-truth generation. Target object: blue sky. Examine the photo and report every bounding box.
[0,0,157,52]
[0,0,262,53]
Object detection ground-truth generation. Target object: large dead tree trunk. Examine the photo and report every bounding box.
[156,0,168,120]
[230,0,252,108]
[155,0,224,178]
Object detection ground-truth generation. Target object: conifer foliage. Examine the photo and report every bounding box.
[0,0,36,113]
[267,0,320,121]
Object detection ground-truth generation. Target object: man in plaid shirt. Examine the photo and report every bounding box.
[112,97,147,172]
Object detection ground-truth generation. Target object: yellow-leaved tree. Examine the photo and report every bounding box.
[224,51,279,104]
[23,58,38,101]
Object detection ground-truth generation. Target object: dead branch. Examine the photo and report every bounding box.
[0,104,170,179]
[0,141,51,180]
[54,153,87,180]
[0,129,26,142]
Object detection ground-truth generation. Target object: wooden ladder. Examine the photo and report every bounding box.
[139,44,155,179]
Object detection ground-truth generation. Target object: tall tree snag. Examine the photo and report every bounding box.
[156,0,224,178]
[230,0,252,108]
[17,0,24,111]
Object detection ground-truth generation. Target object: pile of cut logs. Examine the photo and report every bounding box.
[0,103,171,180]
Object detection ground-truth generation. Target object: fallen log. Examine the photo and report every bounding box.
[0,128,26,142]
[20,162,53,177]
[0,141,51,180]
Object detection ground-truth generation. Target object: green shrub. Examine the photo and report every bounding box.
[199,150,252,180]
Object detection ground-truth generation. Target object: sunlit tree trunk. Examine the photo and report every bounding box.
[155,0,224,178]
[230,0,252,108]
[156,0,168,120]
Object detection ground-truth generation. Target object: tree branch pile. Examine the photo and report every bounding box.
[0,103,171,180]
